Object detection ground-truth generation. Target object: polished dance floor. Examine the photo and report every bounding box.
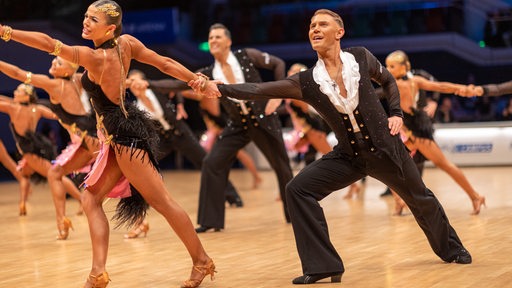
[0,166,511,287]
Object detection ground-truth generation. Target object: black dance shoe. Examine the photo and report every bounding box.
[449,248,472,264]
[225,195,244,207]
[195,226,221,233]
[292,272,343,284]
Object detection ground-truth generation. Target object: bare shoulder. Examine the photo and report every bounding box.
[119,34,142,49]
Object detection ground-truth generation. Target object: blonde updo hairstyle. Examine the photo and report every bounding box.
[386,50,412,77]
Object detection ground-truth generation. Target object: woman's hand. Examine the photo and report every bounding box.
[188,77,222,99]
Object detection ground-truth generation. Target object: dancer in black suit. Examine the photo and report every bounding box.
[194,9,472,284]
[194,23,294,232]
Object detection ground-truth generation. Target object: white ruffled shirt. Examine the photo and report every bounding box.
[212,51,249,114]
[136,89,171,130]
[313,50,361,132]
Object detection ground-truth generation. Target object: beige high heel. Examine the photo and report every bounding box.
[391,190,408,216]
[19,202,27,216]
[471,196,486,215]
[393,200,407,216]
[83,271,110,288]
[56,217,74,240]
[181,259,216,288]
[124,222,149,239]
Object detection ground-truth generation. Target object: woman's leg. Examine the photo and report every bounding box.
[81,150,123,278]
[47,147,93,222]
[0,141,32,214]
[25,153,85,236]
[236,149,262,189]
[410,138,485,214]
[115,147,211,281]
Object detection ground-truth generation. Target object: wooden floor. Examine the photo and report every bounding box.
[1,166,512,288]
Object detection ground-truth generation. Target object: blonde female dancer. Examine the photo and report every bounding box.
[0,1,216,287]
[385,50,485,215]
[0,58,93,239]
[0,84,62,216]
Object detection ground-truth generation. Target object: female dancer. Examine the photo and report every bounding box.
[0,58,94,239]
[385,50,485,215]
[0,138,31,215]
[0,84,60,216]
[0,1,215,287]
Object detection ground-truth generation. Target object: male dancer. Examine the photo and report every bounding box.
[195,9,472,284]
[194,23,293,232]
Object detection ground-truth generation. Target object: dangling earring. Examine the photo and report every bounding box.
[105,31,110,36]
[64,72,69,78]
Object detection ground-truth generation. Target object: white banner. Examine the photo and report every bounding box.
[428,122,512,167]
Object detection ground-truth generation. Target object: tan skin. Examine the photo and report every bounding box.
[0,85,60,208]
[0,4,217,285]
[0,96,32,214]
[385,55,485,215]
[0,58,90,233]
[0,138,31,214]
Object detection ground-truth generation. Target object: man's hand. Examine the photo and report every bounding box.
[129,78,149,91]
[388,116,403,136]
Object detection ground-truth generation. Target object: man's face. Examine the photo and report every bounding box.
[309,13,343,52]
[208,28,231,57]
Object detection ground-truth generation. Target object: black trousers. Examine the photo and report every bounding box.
[158,121,240,199]
[286,135,466,275]
[197,123,293,228]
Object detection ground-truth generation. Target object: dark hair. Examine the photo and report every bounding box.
[209,23,231,39]
[92,0,123,37]
[313,9,344,28]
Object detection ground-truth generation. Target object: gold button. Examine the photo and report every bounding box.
[355,110,359,114]
[370,147,375,151]
[350,140,355,144]
[348,128,352,131]
[359,124,364,127]
[364,135,369,139]
[254,123,259,127]
[355,152,358,156]
[242,118,246,122]
[343,116,348,120]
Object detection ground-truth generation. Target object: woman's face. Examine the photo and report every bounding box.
[82,5,110,41]
[13,84,30,103]
[49,57,72,78]
[385,56,407,79]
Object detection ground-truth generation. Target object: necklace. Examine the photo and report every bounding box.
[331,51,342,90]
